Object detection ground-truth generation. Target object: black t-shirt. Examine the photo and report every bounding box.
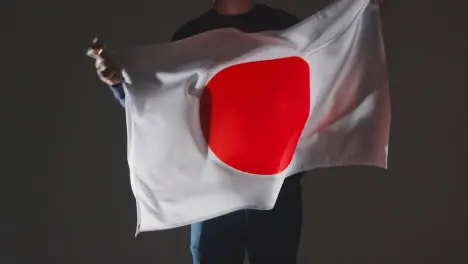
[171,4,299,41]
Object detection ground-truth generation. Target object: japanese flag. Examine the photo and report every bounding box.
[116,0,391,233]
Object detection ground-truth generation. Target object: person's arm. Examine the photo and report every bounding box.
[109,83,126,107]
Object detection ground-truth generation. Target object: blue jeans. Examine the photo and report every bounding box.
[190,175,303,264]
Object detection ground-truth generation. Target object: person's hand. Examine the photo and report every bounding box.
[86,38,123,86]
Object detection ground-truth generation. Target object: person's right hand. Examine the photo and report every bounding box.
[86,38,123,86]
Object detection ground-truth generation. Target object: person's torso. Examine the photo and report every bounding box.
[172,4,299,41]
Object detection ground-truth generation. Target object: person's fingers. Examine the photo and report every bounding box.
[88,48,115,67]
[95,57,109,70]
[95,57,102,68]
[99,67,115,78]
[98,69,122,85]
[87,48,102,59]
[86,37,107,59]
[97,63,108,75]
[95,57,118,73]
[95,59,121,84]
[96,60,114,76]
[90,37,104,50]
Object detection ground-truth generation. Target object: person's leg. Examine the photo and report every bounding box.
[246,174,303,264]
[190,210,247,264]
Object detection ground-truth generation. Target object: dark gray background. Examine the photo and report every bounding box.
[7,0,468,263]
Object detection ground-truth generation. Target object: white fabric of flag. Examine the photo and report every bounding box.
[116,0,391,233]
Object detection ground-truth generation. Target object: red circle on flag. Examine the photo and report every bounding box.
[200,57,310,175]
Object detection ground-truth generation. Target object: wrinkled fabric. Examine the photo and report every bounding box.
[116,0,391,233]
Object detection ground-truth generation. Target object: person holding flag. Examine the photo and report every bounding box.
[87,1,387,264]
